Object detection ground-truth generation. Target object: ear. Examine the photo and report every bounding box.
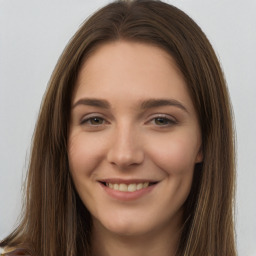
[195,146,203,163]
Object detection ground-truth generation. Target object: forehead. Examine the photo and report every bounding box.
[73,40,195,112]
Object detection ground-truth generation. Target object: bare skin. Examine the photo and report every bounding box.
[68,41,202,256]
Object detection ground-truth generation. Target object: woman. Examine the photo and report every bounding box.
[0,0,236,255]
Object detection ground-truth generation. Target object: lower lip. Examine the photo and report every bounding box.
[99,183,157,201]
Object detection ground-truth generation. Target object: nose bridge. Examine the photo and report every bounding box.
[107,121,144,168]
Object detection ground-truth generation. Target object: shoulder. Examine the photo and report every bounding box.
[1,248,31,256]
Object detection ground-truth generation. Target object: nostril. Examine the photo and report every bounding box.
[106,140,144,168]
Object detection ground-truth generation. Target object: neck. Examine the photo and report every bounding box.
[91,219,181,256]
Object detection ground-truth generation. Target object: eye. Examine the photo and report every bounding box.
[150,115,177,127]
[154,117,170,125]
[81,116,106,126]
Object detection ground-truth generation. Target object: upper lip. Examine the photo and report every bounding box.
[98,178,159,184]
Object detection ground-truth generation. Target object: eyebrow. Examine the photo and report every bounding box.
[72,98,188,113]
[72,98,111,109]
[140,99,188,113]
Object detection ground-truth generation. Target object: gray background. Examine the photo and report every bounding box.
[0,0,255,255]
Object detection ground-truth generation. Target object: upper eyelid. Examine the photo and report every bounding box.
[146,113,177,122]
[79,113,108,125]
[80,112,106,120]
[80,117,109,129]
[77,112,178,124]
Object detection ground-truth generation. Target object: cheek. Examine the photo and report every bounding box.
[68,132,105,177]
[68,132,107,210]
[147,132,200,175]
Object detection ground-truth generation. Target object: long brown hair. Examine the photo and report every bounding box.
[1,1,236,255]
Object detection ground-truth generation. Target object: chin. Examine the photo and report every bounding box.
[94,214,154,237]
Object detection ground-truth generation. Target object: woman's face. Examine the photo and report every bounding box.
[68,41,202,237]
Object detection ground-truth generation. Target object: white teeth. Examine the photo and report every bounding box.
[143,182,149,188]
[128,184,136,192]
[106,182,151,192]
[136,183,143,190]
[119,184,127,192]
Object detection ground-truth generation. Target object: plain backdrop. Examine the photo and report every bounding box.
[0,0,255,255]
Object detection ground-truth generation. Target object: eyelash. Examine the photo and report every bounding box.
[80,116,107,126]
[80,114,177,128]
[149,115,177,127]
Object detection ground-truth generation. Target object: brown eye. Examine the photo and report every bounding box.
[81,116,105,126]
[153,117,176,126]
[155,117,168,125]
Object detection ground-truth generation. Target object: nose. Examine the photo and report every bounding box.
[107,125,144,169]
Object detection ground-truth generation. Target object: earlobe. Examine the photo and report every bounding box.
[195,146,203,163]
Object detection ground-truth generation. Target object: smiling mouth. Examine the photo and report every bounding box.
[100,181,158,192]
